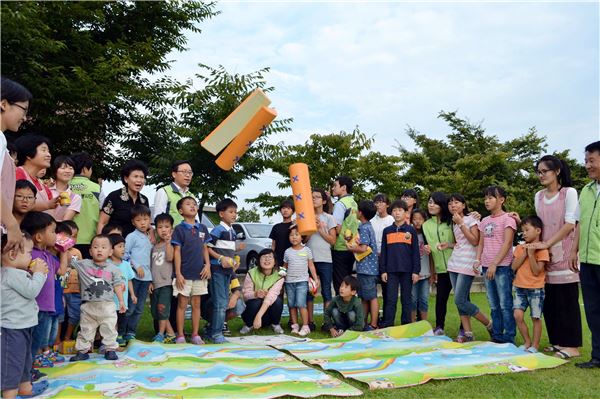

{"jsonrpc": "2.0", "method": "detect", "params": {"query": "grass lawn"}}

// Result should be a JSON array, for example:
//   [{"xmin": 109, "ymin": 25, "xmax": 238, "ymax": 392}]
[{"xmin": 132, "ymin": 292, "xmax": 597, "ymax": 398}]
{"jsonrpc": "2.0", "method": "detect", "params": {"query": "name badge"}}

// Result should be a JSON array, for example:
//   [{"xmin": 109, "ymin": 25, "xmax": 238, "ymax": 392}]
[{"xmin": 199, "ymin": 232, "xmax": 205, "ymax": 240}]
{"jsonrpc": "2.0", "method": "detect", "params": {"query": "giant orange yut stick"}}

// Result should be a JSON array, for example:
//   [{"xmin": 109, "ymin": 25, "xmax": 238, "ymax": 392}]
[
  {"xmin": 215, "ymin": 106, "xmax": 277, "ymax": 171},
  {"xmin": 201, "ymin": 88, "xmax": 271, "ymax": 155},
  {"xmin": 289, "ymin": 163, "xmax": 317, "ymax": 235}
]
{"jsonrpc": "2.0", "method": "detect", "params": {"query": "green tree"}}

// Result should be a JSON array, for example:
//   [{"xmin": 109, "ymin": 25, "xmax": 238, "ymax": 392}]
[
  {"xmin": 1, "ymin": 1, "xmax": 217, "ymax": 178},
  {"xmin": 237, "ymin": 206, "xmax": 261, "ymax": 223},
  {"xmin": 250, "ymin": 127, "xmax": 403, "ymax": 215},
  {"xmin": 398, "ymin": 111, "xmax": 587, "ymax": 217}
]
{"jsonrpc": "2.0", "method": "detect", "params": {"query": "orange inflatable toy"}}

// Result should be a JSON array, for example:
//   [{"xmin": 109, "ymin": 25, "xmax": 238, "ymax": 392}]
[
  {"xmin": 215, "ymin": 106, "xmax": 277, "ymax": 171},
  {"xmin": 289, "ymin": 163, "xmax": 317, "ymax": 235}
]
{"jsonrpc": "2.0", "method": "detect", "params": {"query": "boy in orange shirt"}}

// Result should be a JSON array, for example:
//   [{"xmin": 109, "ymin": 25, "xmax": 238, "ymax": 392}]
[{"xmin": 511, "ymin": 216, "xmax": 549, "ymax": 353}]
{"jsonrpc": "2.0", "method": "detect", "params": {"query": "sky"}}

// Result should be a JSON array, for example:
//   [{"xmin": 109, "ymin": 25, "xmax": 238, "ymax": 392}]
[{"xmin": 107, "ymin": 1, "xmax": 600, "ymax": 221}]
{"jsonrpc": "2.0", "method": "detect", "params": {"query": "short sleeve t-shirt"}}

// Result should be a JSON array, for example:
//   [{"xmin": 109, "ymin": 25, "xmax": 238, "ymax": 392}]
[
  {"xmin": 284, "ymin": 246, "xmax": 313, "ymax": 283},
  {"xmin": 49, "ymin": 185, "xmax": 82, "ymax": 222},
  {"xmin": 208, "ymin": 222, "xmax": 236, "ymax": 276},
  {"xmin": 306, "ymin": 213, "xmax": 336, "ymax": 263},
  {"xmin": 370, "ymin": 214, "xmax": 394, "ymax": 255},
  {"xmin": 447, "ymin": 215, "xmax": 479, "ymax": 276},
  {"xmin": 269, "ymin": 221, "xmax": 293, "ymax": 266},
  {"xmin": 356, "ymin": 221, "xmax": 379, "ymax": 276},
  {"xmin": 32, "ymin": 248, "xmax": 60, "ymax": 312},
  {"xmin": 151, "ymin": 242, "xmax": 174, "ymax": 289},
  {"xmin": 479, "ymin": 212, "xmax": 517, "ymax": 267},
  {"xmin": 172, "ymin": 222, "xmax": 211, "ymax": 280},
  {"xmin": 101, "ymin": 187, "xmax": 149, "ymax": 238},
  {"xmin": 513, "ymin": 245, "xmax": 550, "ymax": 289},
  {"xmin": 114, "ymin": 260, "xmax": 135, "ymax": 310}
]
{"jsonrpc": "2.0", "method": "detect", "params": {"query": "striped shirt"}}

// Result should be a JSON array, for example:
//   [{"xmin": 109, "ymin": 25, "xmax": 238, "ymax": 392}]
[
  {"xmin": 283, "ymin": 246, "xmax": 313, "ymax": 284},
  {"xmin": 209, "ymin": 221, "xmax": 236, "ymax": 276},
  {"xmin": 479, "ymin": 212, "xmax": 516, "ymax": 267},
  {"xmin": 447, "ymin": 215, "xmax": 479, "ymax": 276}
]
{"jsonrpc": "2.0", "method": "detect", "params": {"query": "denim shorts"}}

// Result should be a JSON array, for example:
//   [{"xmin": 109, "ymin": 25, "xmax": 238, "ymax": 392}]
[
  {"xmin": 514, "ymin": 287, "xmax": 545, "ymax": 319},
  {"xmin": 357, "ymin": 274, "xmax": 378, "ymax": 301},
  {"xmin": 64, "ymin": 293, "xmax": 81, "ymax": 325},
  {"xmin": 285, "ymin": 281, "xmax": 308, "ymax": 309}
]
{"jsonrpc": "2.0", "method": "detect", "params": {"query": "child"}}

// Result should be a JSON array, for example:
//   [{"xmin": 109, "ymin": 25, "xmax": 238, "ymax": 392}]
[
  {"xmin": 269, "ymin": 199, "xmax": 294, "ymax": 267},
  {"xmin": 1, "ymin": 233, "xmax": 49, "ymax": 399},
  {"xmin": 150, "ymin": 213, "xmax": 176, "ymax": 343},
  {"xmin": 380, "ymin": 200, "xmax": 420, "ymax": 327},
  {"xmin": 202, "ymin": 277, "xmax": 246, "ymax": 336},
  {"xmin": 447, "ymin": 194, "xmax": 492, "ymax": 342},
  {"xmin": 410, "ymin": 209, "xmax": 434, "ymax": 323},
  {"xmin": 122, "ymin": 204, "xmax": 153, "ymax": 342},
  {"xmin": 172, "ymin": 197, "xmax": 211, "ymax": 344},
  {"xmin": 12, "ymin": 179, "xmax": 37, "ymax": 224},
  {"xmin": 512, "ymin": 216, "xmax": 549, "ymax": 352},
  {"xmin": 323, "ymin": 276, "xmax": 364, "ymax": 337},
  {"xmin": 69, "ymin": 234, "xmax": 126, "ymax": 361},
  {"xmin": 101, "ymin": 223, "xmax": 123, "ymax": 236},
  {"xmin": 475, "ymin": 186, "xmax": 517, "ymax": 344},
  {"xmin": 20, "ymin": 212, "xmax": 68, "ymax": 369},
  {"xmin": 60, "ymin": 220, "xmax": 83, "ymax": 341},
  {"xmin": 207, "ymin": 198, "xmax": 245, "ymax": 343},
  {"xmin": 109, "ymin": 234, "xmax": 137, "ymax": 346},
  {"xmin": 283, "ymin": 224, "xmax": 320, "ymax": 337},
  {"xmin": 346, "ymin": 200, "xmax": 379, "ymax": 331}
]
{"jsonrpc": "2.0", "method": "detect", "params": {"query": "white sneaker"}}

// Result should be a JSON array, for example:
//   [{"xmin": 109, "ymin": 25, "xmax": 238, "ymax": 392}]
[
  {"xmin": 298, "ymin": 325, "xmax": 311, "ymax": 337},
  {"xmin": 240, "ymin": 325, "xmax": 253, "ymax": 335},
  {"xmin": 291, "ymin": 324, "xmax": 300, "ymax": 334},
  {"xmin": 272, "ymin": 324, "xmax": 284, "ymax": 334}
]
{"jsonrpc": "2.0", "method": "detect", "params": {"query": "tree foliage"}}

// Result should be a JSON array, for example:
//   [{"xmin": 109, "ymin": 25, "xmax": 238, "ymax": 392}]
[
  {"xmin": 237, "ymin": 206, "xmax": 261, "ymax": 223},
  {"xmin": 1, "ymin": 1, "xmax": 218, "ymax": 178},
  {"xmin": 250, "ymin": 127, "xmax": 403, "ymax": 215},
  {"xmin": 397, "ymin": 111, "xmax": 587, "ymax": 217}
]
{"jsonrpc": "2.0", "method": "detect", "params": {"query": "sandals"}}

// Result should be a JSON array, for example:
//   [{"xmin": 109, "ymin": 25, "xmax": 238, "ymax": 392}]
[
  {"xmin": 555, "ymin": 350, "xmax": 579, "ymax": 359},
  {"xmin": 544, "ymin": 345, "xmax": 560, "ymax": 353},
  {"xmin": 17, "ymin": 380, "xmax": 49, "ymax": 398}
]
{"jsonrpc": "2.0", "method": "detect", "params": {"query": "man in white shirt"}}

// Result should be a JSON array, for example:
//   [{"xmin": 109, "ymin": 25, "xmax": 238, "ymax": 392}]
[{"xmin": 153, "ymin": 160, "xmax": 195, "ymax": 225}]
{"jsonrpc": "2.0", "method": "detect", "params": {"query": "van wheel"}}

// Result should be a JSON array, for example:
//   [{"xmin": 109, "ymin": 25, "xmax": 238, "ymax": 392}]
[{"xmin": 247, "ymin": 252, "xmax": 258, "ymax": 269}]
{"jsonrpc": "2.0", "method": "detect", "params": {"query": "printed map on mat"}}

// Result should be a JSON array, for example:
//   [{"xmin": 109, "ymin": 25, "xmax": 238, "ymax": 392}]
[
  {"xmin": 36, "ymin": 341, "xmax": 362, "ymax": 398},
  {"xmin": 276, "ymin": 321, "xmax": 566, "ymax": 389}
]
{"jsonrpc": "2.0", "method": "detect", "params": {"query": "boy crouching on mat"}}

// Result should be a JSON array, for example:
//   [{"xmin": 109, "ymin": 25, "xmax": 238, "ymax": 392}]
[{"xmin": 323, "ymin": 276, "xmax": 364, "ymax": 337}]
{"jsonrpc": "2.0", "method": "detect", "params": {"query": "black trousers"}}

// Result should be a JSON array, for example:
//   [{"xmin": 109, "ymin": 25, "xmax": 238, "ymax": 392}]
[
  {"xmin": 544, "ymin": 281, "xmax": 582, "ymax": 348},
  {"xmin": 332, "ymin": 250, "xmax": 355, "ymax": 295},
  {"xmin": 382, "ymin": 272, "xmax": 413, "ymax": 326},
  {"xmin": 242, "ymin": 297, "xmax": 284, "ymax": 327},
  {"xmin": 581, "ymin": 263, "xmax": 600, "ymax": 359},
  {"xmin": 435, "ymin": 272, "xmax": 453, "ymax": 329}
]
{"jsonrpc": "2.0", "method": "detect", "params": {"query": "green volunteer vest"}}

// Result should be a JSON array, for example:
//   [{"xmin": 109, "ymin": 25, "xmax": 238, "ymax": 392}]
[
  {"xmin": 579, "ymin": 181, "xmax": 600, "ymax": 265},
  {"xmin": 334, "ymin": 195, "xmax": 359, "ymax": 251},
  {"xmin": 70, "ymin": 175, "xmax": 100, "ymax": 245},
  {"xmin": 248, "ymin": 266, "xmax": 283, "ymax": 291},
  {"xmin": 163, "ymin": 184, "xmax": 193, "ymax": 226},
  {"xmin": 422, "ymin": 218, "xmax": 454, "ymax": 273}
]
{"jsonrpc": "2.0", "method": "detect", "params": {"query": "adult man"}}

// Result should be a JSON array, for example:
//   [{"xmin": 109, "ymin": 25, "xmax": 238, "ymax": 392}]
[
  {"xmin": 70, "ymin": 152, "xmax": 100, "ymax": 259},
  {"xmin": 331, "ymin": 176, "xmax": 359, "ymax": 295},
  {"xmin": 576, "ymin": 141, "xmax": 600, "ymax": 369},
  {"xmin": 153, "ymin": 160, "xmax": 195, "ymax": 225}
]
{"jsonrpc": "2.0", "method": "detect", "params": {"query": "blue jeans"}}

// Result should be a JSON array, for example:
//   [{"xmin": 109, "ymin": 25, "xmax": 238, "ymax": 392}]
[
  {"xmin": 209, "ymin": 273, "xmax": 230, "ymax": 340},
  {"xmin": 64, "ymin": 293, "xmax": 81, "ymax": 325},
  {"xmin": 285, "ymin": 281, "xmax": 309, "ymax": 308},
  {"xmin": 47, "ymin": 314, "xmax": 60, "ymax": 347},
  {"xmin": 483, "ymin": 266, "xmax": 515, "ymax": 343},
  {"xmin": 411, "ymin": 278, "xmax": 429, "ymax": 313},
  {"xmin": 314, "ymin": 262, "xmax": 333, "ymax": 303},
  {"xmin": 31, "ymin": 311, "xmax": 53, "ymax": 354},
  {"xmin": 331, "ymin": 307, "xmax": 357, "ymax": 331},
  {"xmin": 125, "ymin": 279, "xmax": 151, "ymax": 336},
  {"xmin": 449, "ymin": 272, "xmax": 479, "ymax": 317}
]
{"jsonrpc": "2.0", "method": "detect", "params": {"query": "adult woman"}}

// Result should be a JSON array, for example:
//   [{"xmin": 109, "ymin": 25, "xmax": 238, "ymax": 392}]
[
  {"xmin": 1, "ymin": 77, "xmax": 32, "ymax": 253},
  {"xmin": 97, "ymin": 159, "xmax": 149, "ymax": 237},
  {"xmin": 14, "ymin": 134, "xmax": 60, "ymax": 212},
  {"xmin": 49, "ymin": 155, "xmax": 82, "ymax": 222},
  {"xmin": 422, "ymin": 192, "xmax": 455, "ymax": 336},
  {"xmin": 512, "ymin": 155, "xmax": 581, "ymax": 358},
  {"xmin": 240, "ymin": 249, "xmax": 285, "ymax": 334}
]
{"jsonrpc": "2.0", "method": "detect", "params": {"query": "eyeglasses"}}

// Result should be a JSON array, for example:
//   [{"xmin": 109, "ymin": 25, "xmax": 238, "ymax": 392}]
[
  {"xmin": 261, "ymin": 255, "xmax": 274, "ymax": 260},
  {"xmin": 176, "ymin": 170, "xmax": 193, "ymax": 176},
  {"xmin": 10, "ymin": 103, "xmax": 28, "ymax": 115},
  {"xmin": 536, "ymin": 169, "xmax": 552, "ymax": 176},
  {"xmin": 15, "ymin": 194, "xmax": 35, "ymax": 202}
]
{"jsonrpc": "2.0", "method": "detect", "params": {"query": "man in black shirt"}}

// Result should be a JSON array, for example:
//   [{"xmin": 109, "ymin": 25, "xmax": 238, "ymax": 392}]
[{"xmin": 269, "ymin": 199, "xmax": 294, "ymax": 267}]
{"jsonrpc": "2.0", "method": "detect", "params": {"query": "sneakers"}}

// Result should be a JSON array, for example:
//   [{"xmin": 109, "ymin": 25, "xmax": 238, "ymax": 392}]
[
  {"xmin": 164, "ymin": 334, "xmax": 177, "ymax": 344},
  {"xmin": 433, "ymin": 327, "xmax": 445, "ymax": 336},
  {"xmin": 104, "ymin": 350, "xmax": 118, "ymax": 360},
  {"xmin": 298, "ymin": 325, "xmax": 311, "ymax": 337},
  {"xmin": 222, "ymin": 322, "xmax": 231, "ymax": 336},
  {"xmin": 363, "ymin": 325, "xmax": 376, "ymax": 332},
  {"xmin": 175, "ymin": 335, "xmax": 186, "ymax": 344},
  {"xmin": 191, "ymin": 335, "xmax": 204, "ymax": 345},
  {"xmin": 308, "ymin": 322, "xmax": 316, "ymax": 332},
  {"xmin": 291, "ymin": 324, "xmax": 300, "ymax": 334},
  {"xmin": 33, "ymin": 354, "xmax": 54, "ymax": 368},
  {"xmin": 212, "ymin": 335, "xmax": 228, "ymax": 344},
  {"xmin": 153, "ymin": 334, "xmax": 165, "ymax": 343},
  {"xmin": 457, "ymin": 328, "xmax": 465, "ymax": 340},
  {"xmin": 124, "ymin": 333, "xmax": 135, "ymax": 342},
  {"xmin": 457, "ymin": 332, "xmax": 474, "ymax": 343},
  {"xmin": 272, "ymin": 324, "xmax": 284, "ymax": 334},
  {"xmin": 117, "ymin": 335, "xmax": 127, "ymax": 347},
  {"xmin": 46, "ymin": 350, "xmax": 65, "ymax": 363},
  {"xmin": 70, "ymin": 352, "xmax": 90, "ymax": 362},
  {"xmin": 239, "ymin": 325, "xmax": 253, "ymax": 335},
  {"xmin": 31, "ymin": 368, "xmax": 47, "ymax": 382}
]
